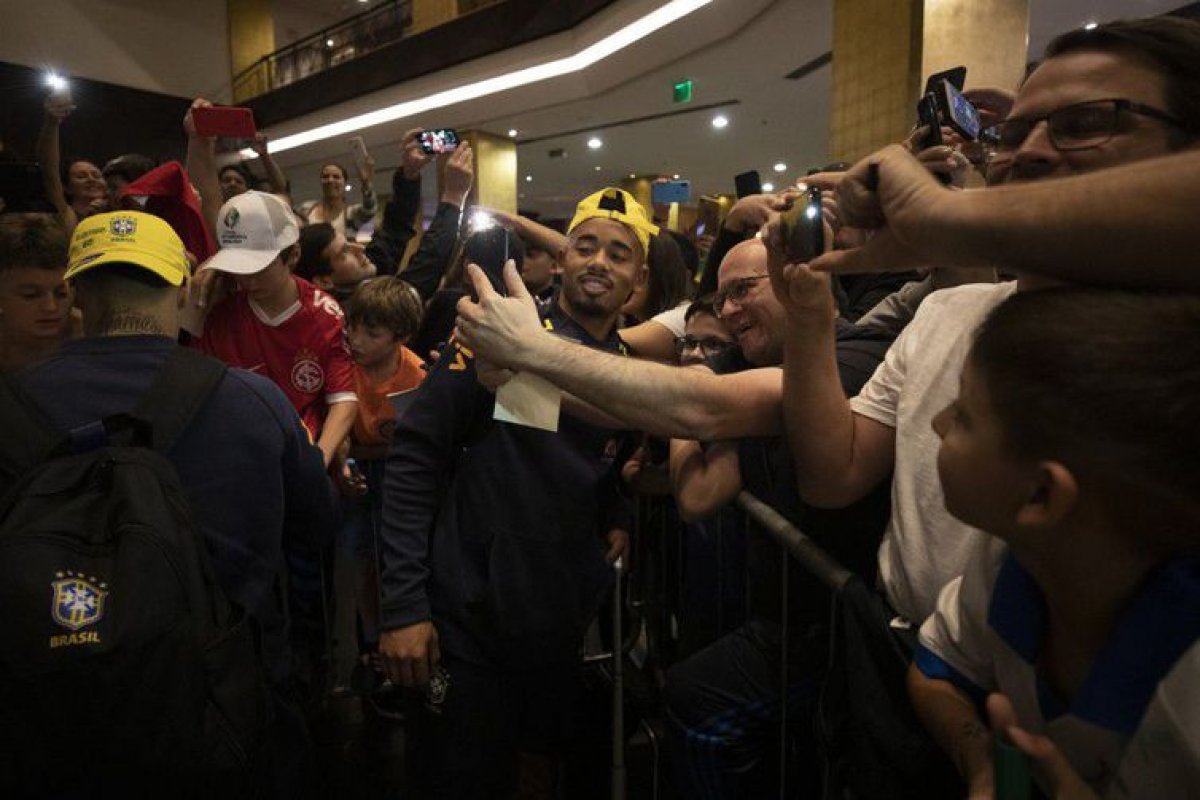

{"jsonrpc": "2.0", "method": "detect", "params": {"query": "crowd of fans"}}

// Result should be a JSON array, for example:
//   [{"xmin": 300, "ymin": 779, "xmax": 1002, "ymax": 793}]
[{"xmin": 0, "ymin": 13, "xmax": 1198, "ymax": 800}]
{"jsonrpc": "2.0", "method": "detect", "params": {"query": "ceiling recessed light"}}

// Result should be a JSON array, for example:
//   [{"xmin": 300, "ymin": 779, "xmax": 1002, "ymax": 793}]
[
  {"xmin": 761, "ymin": 182, "xmax": 775, "ymax": 192},
  {"xmin": 711, "ymin": 114, "xmax": 729, "ymax": 129},
  {"xmin": 587, "ymin": 137, "xmax": 603, "ymax": 150},
  {"xmin": 325, "ymin": 38, "xmax": 335, "ymax": 48},
  {"xmin": 525, "ymin": 175, "xmax": 533, "ymax": 182},
  {"xmin": 628, "ymin": 173, "xmax": 636, "ymax": 179},
  {"xmin": 1084, "ymin": 21, "xmax": 1098, "ymax": 30},
  {"xmin": 773, "ymin": 162, "xmax": 787, "ymax": 173},
  {"xmin": 672, "ymin": 174, "xmax": 680, "ymax": 180},
  {"xmin": 594, "ymin": 166, "xmax": 602, "ymax": 172},
  {"xmin": 508, "ymin": 129, "xmax": 518, "ymax": 137}
]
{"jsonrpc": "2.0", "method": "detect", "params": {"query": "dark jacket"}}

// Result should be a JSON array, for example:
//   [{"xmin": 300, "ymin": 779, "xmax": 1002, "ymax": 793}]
[
  {"xmin": 17, "ymin": 336, "xmax": 334, "ymax": 681},
  {"xmin": 380, "ymin": 302, "xmax": 633, "ymax": 668}
]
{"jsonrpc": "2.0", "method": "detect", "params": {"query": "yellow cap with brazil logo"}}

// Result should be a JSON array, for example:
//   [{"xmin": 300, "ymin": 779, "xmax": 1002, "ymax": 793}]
[
  {"xmin": 568, "ymin": 188, "xmax": 659, "ymax": 257},
  {"xmin": 65, "ymin": 211, "xmax": 191, "ymax": 287}
]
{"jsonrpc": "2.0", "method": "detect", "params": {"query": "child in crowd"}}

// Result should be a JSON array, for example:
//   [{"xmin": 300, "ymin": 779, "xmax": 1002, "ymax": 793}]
[
  {"xmin": 340, "ymin": 276, "xmax": 426, "ymax": 692},
  {"xmin": 910, "ymin": 288, "xmax": 1200, "ymax": 798},
  {"xmin": 193, "ymin": 190, "xmax": 358, "ymax": 467},
  {"xmin": 0, "ymin": 214, "xmax": 73, "ymax": 370}
]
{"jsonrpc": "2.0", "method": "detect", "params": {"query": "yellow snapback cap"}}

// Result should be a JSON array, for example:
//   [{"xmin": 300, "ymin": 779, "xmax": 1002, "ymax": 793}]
[
  {"xmin": 65, "ymin": 211, "xmax": 191, "ymax": 287},
  {"xmin": 568, "ymin": 188, "xmax": 659, "ymax": 256}
]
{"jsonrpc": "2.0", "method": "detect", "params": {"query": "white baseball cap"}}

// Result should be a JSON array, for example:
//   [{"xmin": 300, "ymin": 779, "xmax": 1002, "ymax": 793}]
[{"xmin": 202, "ymin": 190, "xmax": 300, "ymax": 275}]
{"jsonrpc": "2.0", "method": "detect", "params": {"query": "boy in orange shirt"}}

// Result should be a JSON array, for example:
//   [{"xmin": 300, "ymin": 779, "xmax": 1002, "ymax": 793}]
[{"xmin": 339, "ymin": 276, "xmax": 426, "ymax": 695}]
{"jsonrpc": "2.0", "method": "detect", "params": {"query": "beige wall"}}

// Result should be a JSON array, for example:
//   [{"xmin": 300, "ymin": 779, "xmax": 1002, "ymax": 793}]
[
  {"xmin": 921, "ymin": 0, "xmax": 1029, "ymax": 100},
  {"xmin": 0, "ymin": 0, "xmax": 232, "ymax": 101},
  {"xmin": 830, "ymin": 0, "xmax": 923, "ymax": 164},
  {"xmin": 831, "ymin": 0, "xmax": 1030, "ymax": 163}
]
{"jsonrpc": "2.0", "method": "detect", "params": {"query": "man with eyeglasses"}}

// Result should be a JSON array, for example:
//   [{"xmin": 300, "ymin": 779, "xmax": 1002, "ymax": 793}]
[{"xmin": 764, "ymin": 15, "xmax": 1200, "ymax": 797}]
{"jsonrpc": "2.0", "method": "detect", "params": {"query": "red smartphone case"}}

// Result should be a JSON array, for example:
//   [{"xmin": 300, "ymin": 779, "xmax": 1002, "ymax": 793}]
[{"xmin": 193, "ymin": 106, "xmax": 257, "ymax": 139}]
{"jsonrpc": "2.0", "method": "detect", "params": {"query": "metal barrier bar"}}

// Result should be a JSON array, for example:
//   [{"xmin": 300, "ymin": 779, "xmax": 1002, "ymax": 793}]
[{"xmin": 734, "ymin": 490, "xmax": 855, "ymax": 593}]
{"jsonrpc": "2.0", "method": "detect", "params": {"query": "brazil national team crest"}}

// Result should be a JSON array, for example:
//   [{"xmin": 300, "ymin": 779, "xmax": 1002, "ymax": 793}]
[
  {"xmin": 51, "ymin": 571, "xmax": 108, "ymax": 632},
  {"xmin": 109, "ymin": 216, "xmax": 137, "ymax": 237}
]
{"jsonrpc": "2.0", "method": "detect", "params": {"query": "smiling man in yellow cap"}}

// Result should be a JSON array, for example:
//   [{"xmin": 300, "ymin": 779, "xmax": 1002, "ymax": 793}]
[{"xmin": 377, "ymin": 187, "xmax": 654, "ymax": 795}]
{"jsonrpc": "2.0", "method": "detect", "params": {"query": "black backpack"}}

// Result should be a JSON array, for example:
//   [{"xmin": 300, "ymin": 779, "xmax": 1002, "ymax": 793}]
[{"xmin": 0, "ymin": 347, "xmax": 270, "ymax": 797}]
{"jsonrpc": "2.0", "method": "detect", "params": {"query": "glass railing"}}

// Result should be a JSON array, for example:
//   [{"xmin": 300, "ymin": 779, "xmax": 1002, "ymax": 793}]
[{"xmin": 233, "ymin": 0, "xmax": 503, "ymax": 101}]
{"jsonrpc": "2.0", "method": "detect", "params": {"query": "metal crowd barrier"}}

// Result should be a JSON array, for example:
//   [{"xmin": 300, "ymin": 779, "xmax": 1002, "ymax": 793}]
[{"xmin": 608, "ymin": 487, "xmax": 859, "ymax": 800}]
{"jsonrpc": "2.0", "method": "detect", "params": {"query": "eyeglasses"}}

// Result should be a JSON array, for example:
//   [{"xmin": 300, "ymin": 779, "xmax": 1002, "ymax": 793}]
[
  {"xmin": 983, "ymin": 98, "xmax": 1183, "ymax": 153},
  {"xmin": 713, "ymin": 274, "xmax": 770, "ymax": 318},
  {"xmin": 674, "ymin": 335, "xmax": 736, "ymax": 357}
]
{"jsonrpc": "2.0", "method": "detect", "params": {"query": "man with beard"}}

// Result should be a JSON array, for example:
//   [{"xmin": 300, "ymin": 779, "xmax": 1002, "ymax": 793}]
[{"xmin": 378, "ymin": 188, "xmax": 653, "ymax": 798}]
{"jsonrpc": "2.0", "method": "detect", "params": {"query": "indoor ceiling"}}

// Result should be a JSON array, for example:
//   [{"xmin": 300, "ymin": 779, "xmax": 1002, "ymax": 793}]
[{"xmin": 264, "ymin": 0, "xmax": 1190, "ymax": 220}]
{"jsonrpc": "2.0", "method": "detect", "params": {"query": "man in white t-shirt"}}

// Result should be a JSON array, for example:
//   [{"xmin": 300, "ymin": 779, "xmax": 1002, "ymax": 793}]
[{"xmin": 770, "ymin": 17, "xmax": 1200, "ymax": 626}]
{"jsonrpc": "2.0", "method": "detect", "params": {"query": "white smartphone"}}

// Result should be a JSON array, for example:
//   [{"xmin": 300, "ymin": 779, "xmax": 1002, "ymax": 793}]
[{"xmin": 348, "ymin": 135, "xmax": 370, "ymax": 165}]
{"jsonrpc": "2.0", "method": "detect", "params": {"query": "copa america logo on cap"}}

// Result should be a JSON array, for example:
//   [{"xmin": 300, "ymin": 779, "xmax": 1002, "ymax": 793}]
[
  {"xmin": 109, "ymin": 217, "xmax": 137, "ymax": 237},
  {"xmin": 221, "ymin": 206, "xmax": 247, "ymax": 246}
]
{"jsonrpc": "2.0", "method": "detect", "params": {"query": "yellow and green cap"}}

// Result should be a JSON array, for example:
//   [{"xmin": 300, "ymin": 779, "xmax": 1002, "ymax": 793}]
[{"xmin": 65, "ymin": 211, "xmax": 191, "ymax": 286}]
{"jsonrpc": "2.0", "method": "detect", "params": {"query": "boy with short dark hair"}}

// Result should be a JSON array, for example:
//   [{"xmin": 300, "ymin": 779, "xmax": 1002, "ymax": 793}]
[
  {"xmin": 0, "ymin": 213, "xmax": 72, "ymax": 370},
  {"xmin": 911, "ymin": 288, "xmax": 1200, "ymax": 798},
  {"xmin": 340, "ymin": 276, "xmax": 426, "ymax": 688}
]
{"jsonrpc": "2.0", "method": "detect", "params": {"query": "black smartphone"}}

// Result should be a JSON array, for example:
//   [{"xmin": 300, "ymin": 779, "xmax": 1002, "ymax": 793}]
[
  {"xmin": 419, "ymin": 128, "xmax": 460, "ymax": 155},
  {"xmin": 778, "ymin": 186, "xmax": 824, "ymax": 263},
  {"xmin": 0, "ymin": 162, "xmax": 54, "ymax": 213},
  {"xmin": 938, "ymin": 79, "xmax": 982, "ymax": 140},
  {"xmin": 463, "ymin": 225, "xmax": 523, "ymax": 299},
  {"xmin": 924, "ymin": 65, "xmax": 967, "ymax": 97},
  {"xmin": 734, "ymin": 170, "xmax": 763, "ymax": 198},
  {"xmin": 917, "ymin": 93, "xmax": 944, "ymax": 148}
]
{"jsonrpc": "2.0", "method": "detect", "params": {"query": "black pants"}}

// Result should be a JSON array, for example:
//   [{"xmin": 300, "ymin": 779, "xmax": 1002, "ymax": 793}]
[
  {"xmin": 662, "ymin": 618, "xmax": 827, "ymax": 800},
  {"xmin": 405, "ymin": 654, "xmax": 588, "ymax": 800}
]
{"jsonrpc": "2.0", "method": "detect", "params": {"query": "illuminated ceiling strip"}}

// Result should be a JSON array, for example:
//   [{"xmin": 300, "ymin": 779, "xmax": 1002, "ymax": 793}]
[{"xmin": 244, "ymin": 0, "xmax": 713, "ymax": 158}]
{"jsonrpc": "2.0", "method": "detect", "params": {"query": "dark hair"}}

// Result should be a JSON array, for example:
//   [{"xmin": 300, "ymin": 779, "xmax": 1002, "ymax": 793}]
[
  {"xmin": 345, "ymin": 277, "xmax": 423, "ymax": 340},
  {"xmin": 0, "ymin": 213, "xmax": 69, "ymax": 272},
  {"xmin": 73, "ymin": 262, "xmax": 172, "ymax": 290},
  {"xmin": 971, "ymin": 288, "xmax": 1200, "ymax": 517},
  {"xmin": 102, "ymin": 153, "xmax": 156, "ymax": 185},
  {"xmin": 666, "ymin": 230, "xmax": 700, "ymax": 276},
  {"xmin": 296, "ymin": 222, "xmax": 337, "ymax": 281},
  {"xmin": 219, "ymin": 163, "xmax": 251, "ymax": 184},
  {"xmin": 1044, "ymin": 16, "xmax": 1200, "ymax": 143},
  {"xmin": 684, "ymin": 293, "xmax": 720, "ymax": 324},
  {"xmin": 643, "ymin": 232, "xmax": 694, "ymax": 318}
]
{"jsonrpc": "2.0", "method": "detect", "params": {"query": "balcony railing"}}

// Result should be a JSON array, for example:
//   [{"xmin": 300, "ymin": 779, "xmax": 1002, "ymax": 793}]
[{"xmin": 232, "ymin": 0, "xmax": 426, "ymax": 102}]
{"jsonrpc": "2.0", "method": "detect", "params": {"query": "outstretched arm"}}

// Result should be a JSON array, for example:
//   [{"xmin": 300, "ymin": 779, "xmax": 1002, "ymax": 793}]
[
  {"xmin": 815, "ymin": 144, "xmax": 1200, "ymax": 291},
  {"xmin": 454, "ymin": 262, "xmax": 783, "ymax": 440},
  {"xmin": 250, "ymin": 133, "xmax": 290, "ymax": 201},
  {"xmin": 184, "ymin": 99, "xmax": 223, "ymax": 237},
  {"xmin": 36, "ymin": 94, "xmax": 77, "ymax": 231}
]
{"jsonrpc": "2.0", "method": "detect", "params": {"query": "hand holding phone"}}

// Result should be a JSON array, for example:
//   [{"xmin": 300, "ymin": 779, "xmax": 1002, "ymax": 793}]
[
  {"xmin": 777, "ymin": 187, "xmax": 825, "ymax": 263},
  {"xmin": 348, "ymin": 135, "xmax": 371, "ymax": 166},
  {"xmin": 419, "ymin": 129, "xmax": 460, "ymax": 155}
]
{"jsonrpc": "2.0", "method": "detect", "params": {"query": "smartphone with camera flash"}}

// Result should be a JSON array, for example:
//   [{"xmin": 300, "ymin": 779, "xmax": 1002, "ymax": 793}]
[{"xmin": 778, "ymin": 186, "xmax": 824, "ymax": 263}]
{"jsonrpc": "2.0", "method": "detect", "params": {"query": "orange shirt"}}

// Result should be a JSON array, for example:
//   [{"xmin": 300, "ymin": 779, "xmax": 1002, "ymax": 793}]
[{"xmin": 351, "ymin": 346, "xmax": 427, "ymax": 446}]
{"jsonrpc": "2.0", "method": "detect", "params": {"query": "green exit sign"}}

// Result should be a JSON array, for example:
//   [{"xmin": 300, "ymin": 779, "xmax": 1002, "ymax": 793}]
[{"xmin": 673, "ymin": 79, "xmax": 693, "ymax": 104}]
